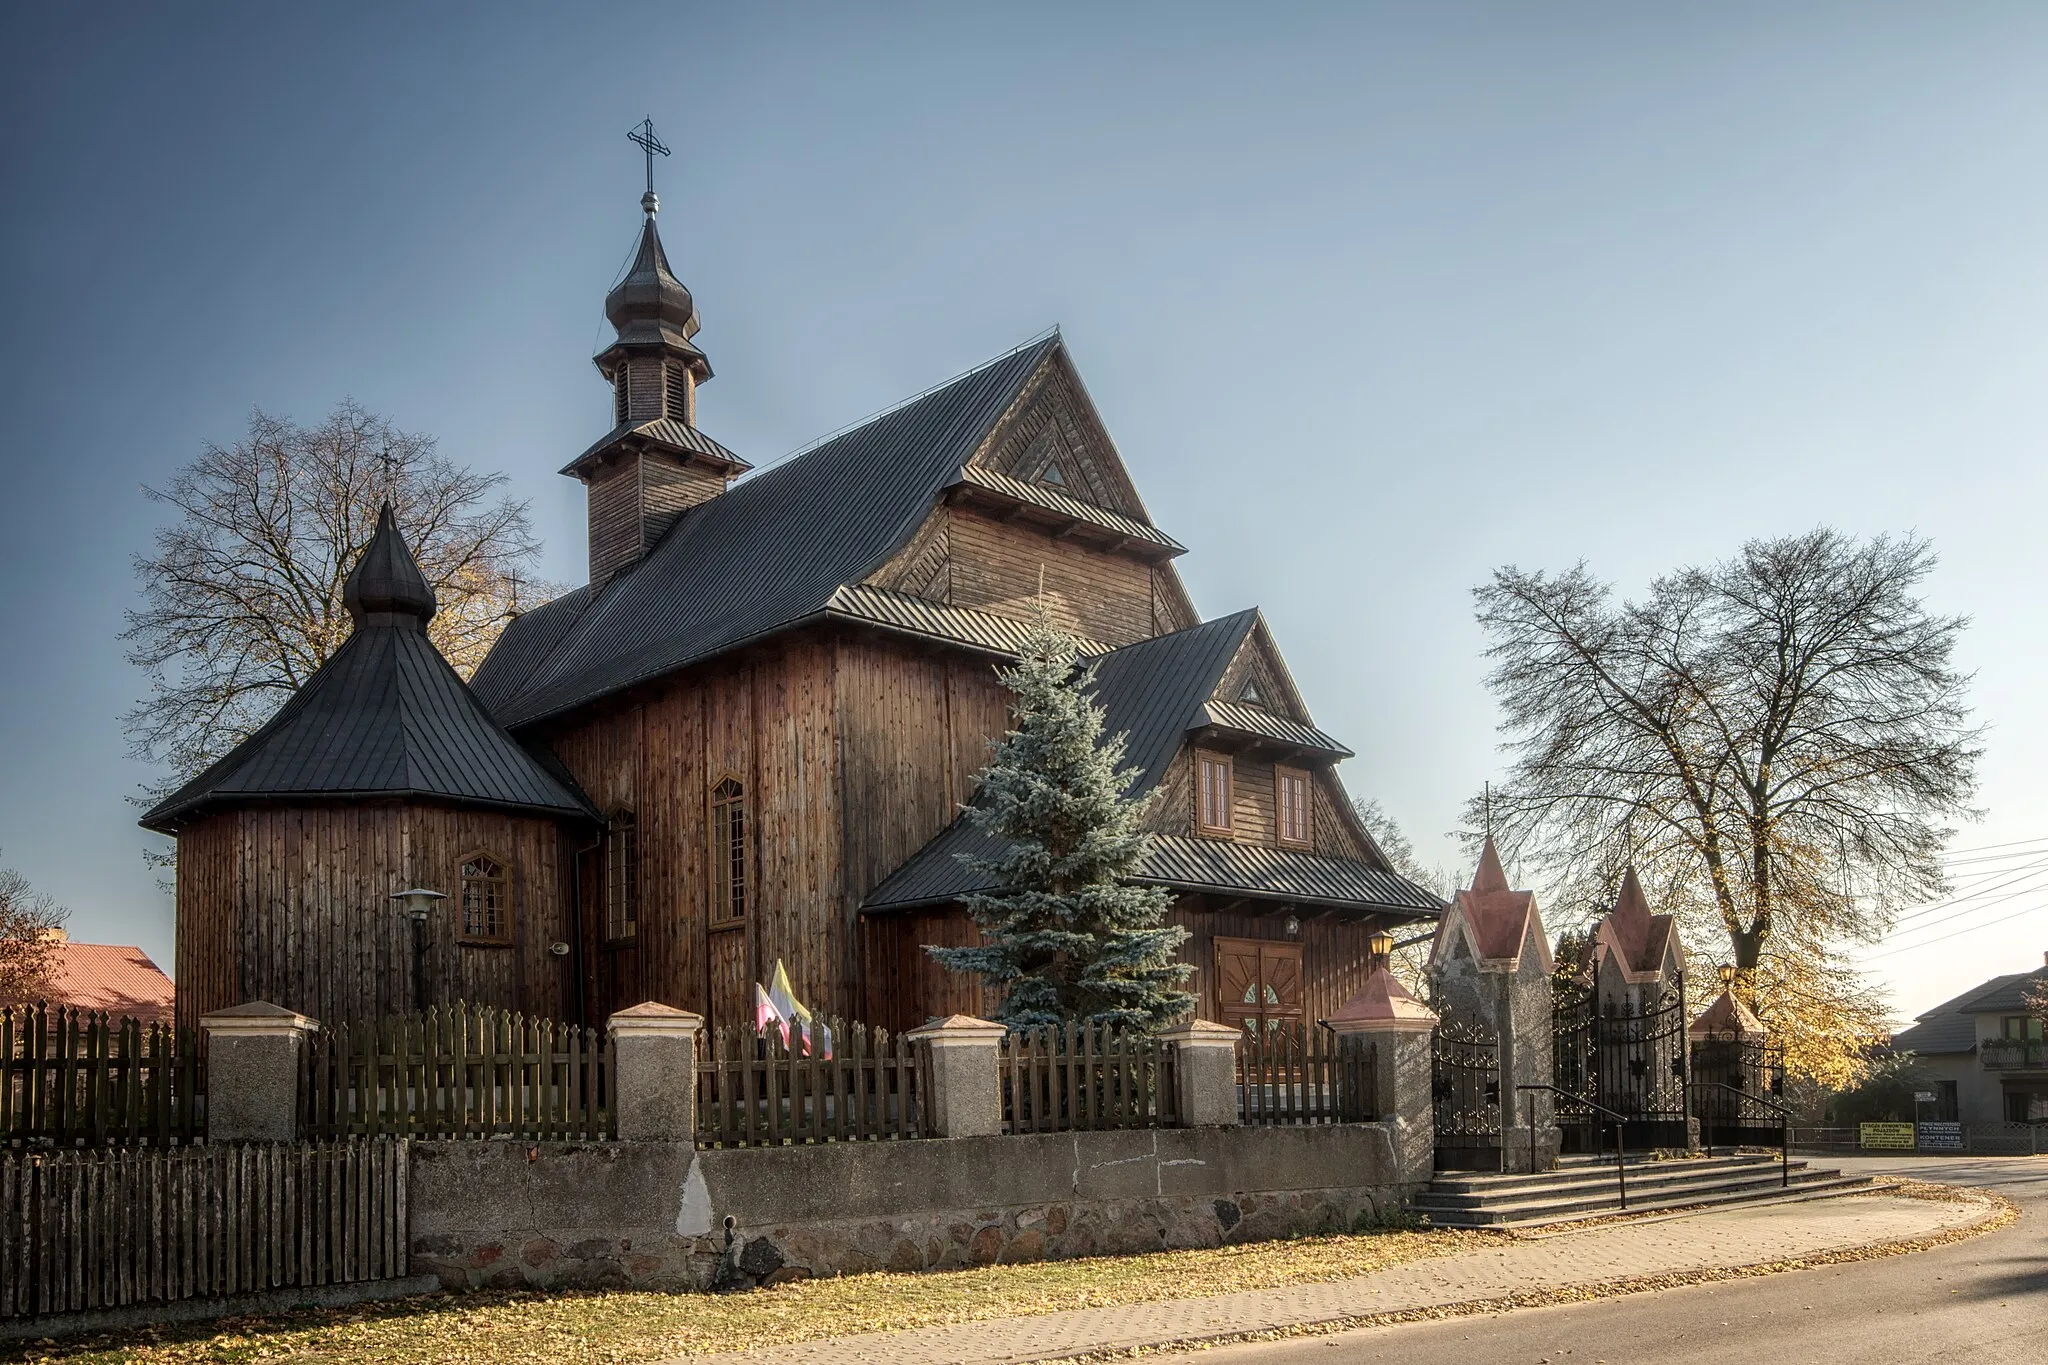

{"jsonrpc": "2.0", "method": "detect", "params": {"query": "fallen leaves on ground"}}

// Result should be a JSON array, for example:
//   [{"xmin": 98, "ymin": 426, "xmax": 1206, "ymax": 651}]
[{"xmin": 5, "ymin": 1227, "xmax": 1487, "ymax": 1365}]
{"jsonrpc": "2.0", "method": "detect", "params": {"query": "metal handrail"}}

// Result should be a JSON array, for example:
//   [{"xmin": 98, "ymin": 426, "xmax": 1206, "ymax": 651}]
[
  {"xmin": 1691, "ymin": 1080, "xmax": 1791, "ymax": 1187},
  {"xmin": 1518, "ymin": 1083, "xmax": 1631, "ymax": 1209}
]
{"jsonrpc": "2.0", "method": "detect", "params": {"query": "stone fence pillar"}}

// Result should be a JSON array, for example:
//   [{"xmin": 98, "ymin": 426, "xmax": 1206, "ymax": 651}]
[
  {"xmin": 200, "ymin": 1001, "xmax": 318, "ymax": 1143},
  {"xmin": 1159, "ymin": 1019, "xmax": 1242, "ymax": 1126},
  {"xmin": 1327, "ymin": 967, "xmax": 1438, "ymax": 1185},
  {"xmin": 907, "ymin": 1014, "xmax": 1006, "ymax": 1138},
  {"xmin": 608, "ymin": 1002, "xmax": 705, "ymax": 1142}
]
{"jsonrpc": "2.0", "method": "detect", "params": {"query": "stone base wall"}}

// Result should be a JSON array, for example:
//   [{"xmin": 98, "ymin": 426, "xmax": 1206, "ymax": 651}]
[{"xmin": 409, "ymin": 1124, "xmax": 1424, "ymax": 1292}]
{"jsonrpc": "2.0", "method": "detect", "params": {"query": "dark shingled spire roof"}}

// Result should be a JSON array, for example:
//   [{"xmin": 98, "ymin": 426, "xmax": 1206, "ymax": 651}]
[
  {"xmin": 604, "ymin": 213, "xmax": 705, "ymax": 369},
  {"xmin": 343, "ymin": 504, "xmax": 437, "ymax": 624},
  {"xmin": 140, "ymin": 510, "xmax": 592, "ymax": 832}
]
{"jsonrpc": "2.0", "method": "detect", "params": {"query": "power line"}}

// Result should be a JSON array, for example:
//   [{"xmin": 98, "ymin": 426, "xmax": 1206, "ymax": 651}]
[
  {"xmin": 1890, "ymin": 860, "xmax": 2048, "ymax": 928},
  {"xmin": 1863, "ymin": 900, "xmax": 2048, "ymax": 959}
]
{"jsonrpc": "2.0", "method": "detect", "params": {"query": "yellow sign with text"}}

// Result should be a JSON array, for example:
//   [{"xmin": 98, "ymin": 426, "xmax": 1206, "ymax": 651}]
[{"xmin": 1859, "ymin": 1122, "xmax": 1916, "ymax": 1150}]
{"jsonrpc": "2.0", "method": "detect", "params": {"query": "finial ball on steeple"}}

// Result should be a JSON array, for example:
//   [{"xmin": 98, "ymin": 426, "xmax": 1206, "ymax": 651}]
[{"xmin": 642, "ymin": 190, "xmax": 659, "ymax": 217}]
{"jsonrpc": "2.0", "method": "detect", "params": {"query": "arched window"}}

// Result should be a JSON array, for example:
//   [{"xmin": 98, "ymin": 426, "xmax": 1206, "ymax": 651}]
[
  {"xmin": 458, "ymin": 853, "xmax": 511, "ymax": 944},
  {"xmin": 605, "ymin": 812, "xmax": 638, "ymax": 943},
  {"xmin": 710, "ymin": 777, "xmax": 747, "ymax": 925}
]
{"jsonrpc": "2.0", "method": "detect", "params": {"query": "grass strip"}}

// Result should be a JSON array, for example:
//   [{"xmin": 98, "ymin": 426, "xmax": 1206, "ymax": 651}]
[{"xmin": 3, "ymin": 1227, "xmax": 1486, "ymax": 1365}]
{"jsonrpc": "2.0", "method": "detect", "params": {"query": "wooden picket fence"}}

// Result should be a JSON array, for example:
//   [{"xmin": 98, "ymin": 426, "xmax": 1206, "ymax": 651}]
[
  {"xmin": 695, "ymin": 1019, "xmax": 924, "ymax": 1146},
  {"xmin": 2, "ymin": 1005, "xmax": 204, "ymax": 1149},
  {"xmin": 1000, "ymin": 1023, "xmax": 1180, "ymax": 1134},
  {"xmin": 0, "ymin": 1138, "xmax": 407, "ymax": 1319},
  {"xmin": 1236, "ymin": 1027, "xmax": 1376, "ymax": 1125},
  {"xmin": 301, "ymin": 1004, "xmax": 612, "ymax": 1140}
]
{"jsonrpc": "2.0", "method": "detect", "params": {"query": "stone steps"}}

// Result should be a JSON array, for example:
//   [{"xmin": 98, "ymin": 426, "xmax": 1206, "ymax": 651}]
[{"xmin": 1416, "ymin": 1153, "xmax": 1875, "ymax": 1229}]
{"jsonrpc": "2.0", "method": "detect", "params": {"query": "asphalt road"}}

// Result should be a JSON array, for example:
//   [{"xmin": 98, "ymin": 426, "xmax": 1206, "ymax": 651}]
[{"xmin": 1194, "ymin": 1155, "xmax": 2048, "ymax": 1365}]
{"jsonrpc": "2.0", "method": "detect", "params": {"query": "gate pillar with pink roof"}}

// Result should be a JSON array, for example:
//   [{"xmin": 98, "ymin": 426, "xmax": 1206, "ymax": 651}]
[{"xmin": 1427, "ymin": 837, "xmax": 1559, "ymax": 1172}]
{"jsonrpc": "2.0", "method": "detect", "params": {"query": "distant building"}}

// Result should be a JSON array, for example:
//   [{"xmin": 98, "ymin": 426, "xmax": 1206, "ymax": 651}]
[
  {"xmin": 1892, "ymin": 952, "xmax": 2048, "ymax": 1126},
  {"xmin": 34, "ymin": 932, "xmax": 177, "ymax": 1025}
]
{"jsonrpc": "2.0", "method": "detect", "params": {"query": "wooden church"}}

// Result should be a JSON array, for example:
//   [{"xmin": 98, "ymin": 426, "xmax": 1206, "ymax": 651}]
[{"xmin": 145, "ymin": 176, "xmax": 1442, "ymax": 1035}]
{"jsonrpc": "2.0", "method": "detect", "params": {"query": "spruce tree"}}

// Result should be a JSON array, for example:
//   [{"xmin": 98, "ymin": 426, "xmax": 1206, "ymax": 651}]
[{"xmin": 927, "ymin": 614, "xmax": 1193, "ymax": 1029}]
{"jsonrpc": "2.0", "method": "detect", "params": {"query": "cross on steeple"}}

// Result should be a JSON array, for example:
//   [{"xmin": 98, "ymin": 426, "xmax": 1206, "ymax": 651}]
[{"xmin": 629, "ymin": 117, "xmax": 670, "ymax": 213}]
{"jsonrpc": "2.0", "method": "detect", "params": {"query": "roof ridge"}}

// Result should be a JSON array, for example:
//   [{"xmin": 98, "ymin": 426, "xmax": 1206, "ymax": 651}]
[{"xmin": 749, "ymin": 330, "xmax": 1061, "ymax": 477}]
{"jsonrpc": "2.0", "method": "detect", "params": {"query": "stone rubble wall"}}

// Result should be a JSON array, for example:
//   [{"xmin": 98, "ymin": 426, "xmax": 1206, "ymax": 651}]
[{"xmin": 408, "ymin": 1124, "xmax": 1420, "ymax": 1291}]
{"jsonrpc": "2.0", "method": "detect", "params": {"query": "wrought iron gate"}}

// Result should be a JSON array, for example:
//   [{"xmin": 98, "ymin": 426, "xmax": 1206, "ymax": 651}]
[
  {"xmin": 1431, "ymin": 1017, "xmax": 1501, "ymax": 1171},
  {"xmin": 1553, "ymin": 980, "xmax": 1690, "ymax": 1151},
  {"xmin": 1690, "ymin": 1037, "xmax": 1785, "ymax": 1149}
]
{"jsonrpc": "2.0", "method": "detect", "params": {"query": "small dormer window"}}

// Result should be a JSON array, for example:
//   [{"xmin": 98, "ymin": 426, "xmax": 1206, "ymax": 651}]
[
  {"xmin": 613, "ymin": 368, "xmax": 630, "ymax": 427},
  {"xmin": 1039, "ymin": 461, "xmax": 1068, "ymax": 487},
  {"xmin": 1239, "ymin": 677, "xmax": 1265, "ymax": 706},
  {"xmin": 664, "ymin": 362, "xmax": 690, "ymax": 422}
]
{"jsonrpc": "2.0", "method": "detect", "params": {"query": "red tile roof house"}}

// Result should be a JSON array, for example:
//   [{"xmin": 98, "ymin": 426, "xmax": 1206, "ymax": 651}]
[{"xmin": 35, "ymin": 933, "xmax": 177, "ymax": 1025}]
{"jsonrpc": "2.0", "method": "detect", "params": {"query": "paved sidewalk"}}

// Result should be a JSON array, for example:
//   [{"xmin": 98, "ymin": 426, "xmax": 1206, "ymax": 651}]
[{"xmin": 671, "ymin": 1191, "xmax": 1995, "ymax": 1365}]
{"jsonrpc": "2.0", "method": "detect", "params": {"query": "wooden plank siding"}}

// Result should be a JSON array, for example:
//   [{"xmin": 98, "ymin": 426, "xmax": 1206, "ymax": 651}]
[
  {"xmin": 535, "ymin": 634, "xmax": 847, "ymax": 1031},
  {"xmin": 858, "ymin": 897, "xmax": 1391, "ymax": 1037},
  {"xmin": 945, "ymin": 508, "xmax": 1157, "ymax": 648},
  {"xmin": 172, "ymin": 805, "xmax": 569, "ymax": 1031}
]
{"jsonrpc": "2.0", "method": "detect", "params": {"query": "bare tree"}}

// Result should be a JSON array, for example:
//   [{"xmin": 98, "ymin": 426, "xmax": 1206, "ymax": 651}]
[
  {"xmin": 124, "ymin": 400, "xmax": 555, "ymax": 789},
  {"xmin": 0, "ymin": 856, "xmax": 68, "ymax": 1007},
  {"xmin": 1472, "ymin": 529, "xmax": 1979, "ymax": 976}
]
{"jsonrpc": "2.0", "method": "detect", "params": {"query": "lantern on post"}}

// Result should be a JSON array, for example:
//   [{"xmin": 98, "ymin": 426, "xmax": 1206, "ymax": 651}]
[
  {"xmin": 391, "ymin": 887, "xmax": 447, "ymax": 1010},
  {"xmin": 1368, "ymin": 927, "xmax": 1395, "ymax": 971}
]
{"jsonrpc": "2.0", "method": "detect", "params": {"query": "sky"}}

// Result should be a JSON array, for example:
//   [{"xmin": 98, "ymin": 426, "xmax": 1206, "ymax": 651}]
[{"xmin": 3, "ymin": 2, "xmax": 2047, "ymax": 1026}]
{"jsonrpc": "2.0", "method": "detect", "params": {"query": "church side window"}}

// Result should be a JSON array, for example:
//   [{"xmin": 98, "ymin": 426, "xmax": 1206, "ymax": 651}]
[
  {"xmin": 605, "ymin": 812, "xmax": 638, "ymax": 943},
  {"xmin": 1276, "ymin": 767, "xmax": 1311, "ymax": 848},
  {"xmin": 613, "ymin": 367, "xmax": 630, "ymax": 426},
  {"xmin": 458, "ymin": 853, "xmax": 511, "ymax": 944},
  {"xmin": 1196, "ymin": 752, "xmax": 1233, "ymax": 838},
  {"xmin": 710, "ymin": 777, "xmax": 747, "ymax": 925}
]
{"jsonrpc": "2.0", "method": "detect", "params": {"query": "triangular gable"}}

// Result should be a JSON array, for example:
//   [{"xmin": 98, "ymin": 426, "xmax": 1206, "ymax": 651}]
[
  {"xmin": 1588, "ymin": 866, "xmax": 1685, "ymax": 986},
  {"xmin": 970, "ymin": 343, "xmax": 1149, "ymax": 520},
  {"xmin": 1427, "ymin": 837, "xmax": 1553, "ymax": 975},
  {"xmin": 1208, "ymin": 616, "xmax": 1311, "ymax": 725}
]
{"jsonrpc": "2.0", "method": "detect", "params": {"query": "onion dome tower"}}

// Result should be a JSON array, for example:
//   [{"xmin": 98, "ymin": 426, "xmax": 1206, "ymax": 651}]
[
  {"xmin": 561, "ymin": 120, "xmax": 751, "ymax": 587},
  {"xmin": 141, "ymin": 508, "xmax": 595, "ymax": 1026}
]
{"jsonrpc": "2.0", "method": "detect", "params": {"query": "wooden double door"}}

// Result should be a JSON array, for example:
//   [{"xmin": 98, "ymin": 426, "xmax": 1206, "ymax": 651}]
[{"xmin": 1214, "ymin": 936, "xmax": 1304, "ymax": 1039}]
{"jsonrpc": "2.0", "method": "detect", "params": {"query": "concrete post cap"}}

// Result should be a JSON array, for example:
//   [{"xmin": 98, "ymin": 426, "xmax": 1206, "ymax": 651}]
[
  {"xmin": 1157, "ymin": 1019, "xmax": 1243, "ymax": 1048},
  {"xmin": 199, "ymin": 1001, "xmax": 319, "ymax": 1037},
  {"xmin": 606, "ymin": 1001, "xmax": 706, "ymax": 1038},
  {"xmin": 906, "ymin": 1014, "xmax": 1007, "ymax": 1046}
]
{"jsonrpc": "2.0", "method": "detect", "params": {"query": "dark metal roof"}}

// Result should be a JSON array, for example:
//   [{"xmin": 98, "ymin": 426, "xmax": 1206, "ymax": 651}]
[
  {"xmin": 469, "ymin": 586, "xmax": 593, "ymax": 714},
  {"xmin": 946, "ymin": 465, "xmax": 1185, "ymax": 558},
  {"xmin": 860, "ymin": 609, "xmax": 1432, "ymax": 918},
  {"xmin": 826, "ymin": 585, "xmax": 1109, "ymax": 658},
  {"xmin": 142, "ymin": 515, "xmax": 593, "ymax": 832},
  {"xmin": 344, "ymin": 504, "xmax": 437, "ymax": 622},
  {"xmin": 560, "ymin": 418, "xmax": 748, "ymax": 478},
  {"xmin": 1890, "ymin": 968, "xmax": 2048, "ymax": 1055},
  {"xmin": 1139, "ymin": 835, "xmax": 1441, "ymax": 914},
  {"xmin": 862, "ymin": 817, "xmax": 1439, "ymax": 918},
  {"xmin": 1087, "ymin": 610, "xmax": 1261, "ymax": 791},
  {"xmin": 601, "ymin": 213, "xmax": 706, "ymax": 364},
  {"xmin": 1198, "ymin": 701, "xmax": 1354, "ymax": 759},
  {"xmin": 1956, "ymin": 968, "xmax": 2048, "ymax": 1014},
  {"xmin": 1892, "ymin": 1013, "xmax": 1980, "ymax": 1056},
  {"xmin": 480, "ymin": 336, "xmax": 1067, "ymax": 728}
]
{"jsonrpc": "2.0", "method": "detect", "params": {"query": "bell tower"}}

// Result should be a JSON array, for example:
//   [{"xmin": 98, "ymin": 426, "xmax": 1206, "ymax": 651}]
[{"xmin": 562, "ymin": 119, "xmax": 750, "ymax": 587}]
